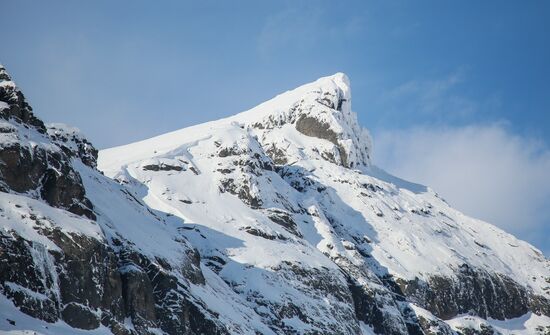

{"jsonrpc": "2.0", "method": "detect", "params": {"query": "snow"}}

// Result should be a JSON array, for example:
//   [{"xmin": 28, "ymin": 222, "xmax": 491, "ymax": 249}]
[
  {"xmin": 410, "ymin": 303, "xmax": 550, "ymax": 334},
  {"xmin": 447, "ymin": 312, "xmax": 550, "ymax": 334},
  {"xmin": 100, "ymin": 73, "xmax": 372, "ymax": 174},
  {"xmin": 99, "ymin": 72, "xmax": 549, "ymax": 298},
  {"xmin": 1, "ymin": 69, "xmax": 548, "ymax": 334},
  {"xmin": 97, "ymin": 72, "xmax": 550, "ymax": 333},
  {"xmin": 189, "ymin": 265, "xmax": 277, "ymax": 335},
  {"xmin": 74, "ymin": 160, "xmax": 277, "ymax": 333},
  {"xmin": 74, "ymin": 160, "xmax": 196, "ymax": 265},
  {"xmin": 46, "ymin": 123, "xmax": 82, "ymax": 135},
  {"xmin": 359, "ymin": 322, "xmax": 376, "ymax": 335},
  {"xmin": 0, "ymin": 192, "xmax": 104, "ymax": 251}
]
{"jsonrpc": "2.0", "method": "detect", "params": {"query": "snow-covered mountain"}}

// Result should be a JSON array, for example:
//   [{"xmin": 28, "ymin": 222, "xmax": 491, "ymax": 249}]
[{"xmin": 1, "ymin": 65, "xmax": 549, "ymax": 334}]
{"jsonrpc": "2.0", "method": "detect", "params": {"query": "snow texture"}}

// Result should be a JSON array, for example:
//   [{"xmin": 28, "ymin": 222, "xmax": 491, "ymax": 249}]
[{"xmin": 99, "ymin": 73, "xmax": 550, "ymax": 333}]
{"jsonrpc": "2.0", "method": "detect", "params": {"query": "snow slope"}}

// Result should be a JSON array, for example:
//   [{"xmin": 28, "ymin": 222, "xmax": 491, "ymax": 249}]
[
  {"xmin": 0, "ymin": 64, "xmax": 273, "ymax": 335},
  {"xmin": 100, "ymin": 73, "xmax": 550, "ymax": 334}
]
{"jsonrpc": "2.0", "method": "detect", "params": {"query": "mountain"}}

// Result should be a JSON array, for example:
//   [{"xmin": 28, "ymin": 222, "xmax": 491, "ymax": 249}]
[{"xmin": 1, "ymin": 65, "xmax": 549, "ymax": 334}]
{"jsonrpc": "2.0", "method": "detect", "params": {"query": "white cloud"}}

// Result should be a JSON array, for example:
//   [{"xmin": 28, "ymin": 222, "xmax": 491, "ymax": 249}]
[{"xmin": 374, "ymin": 124, "xmax": 550, "ymax": 254}]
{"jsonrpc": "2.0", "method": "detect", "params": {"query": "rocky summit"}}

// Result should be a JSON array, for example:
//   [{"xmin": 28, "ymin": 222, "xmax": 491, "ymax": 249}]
[{"xmin": 0, "ymin": 65, "xmax": 549, "ymax": 334}]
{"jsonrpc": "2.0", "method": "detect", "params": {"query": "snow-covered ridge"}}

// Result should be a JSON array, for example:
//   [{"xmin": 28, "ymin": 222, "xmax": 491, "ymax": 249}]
[
  {"xmin": 100, "ymin": 73, "xmax": 372, "ymax": 174},
  {"xmin": 99, "ymin": 73, "xmax": 549, "ymax": 333}
]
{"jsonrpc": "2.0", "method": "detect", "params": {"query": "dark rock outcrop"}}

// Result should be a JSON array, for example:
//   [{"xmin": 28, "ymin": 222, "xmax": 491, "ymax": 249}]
[
  {"xmin": 0, "ymin": 232, "xmax": 59, "ymax": 323},
  {"xmin": 0, "ymin": 226, "xmax": 225, "ymax": 334},
  {"xmin": 0, "ymin": 65, "xmax": 95, "ymax": 219},
  {"xmin": 295, "ymin": 115, "xmax": 349, "ymax": 167},
  {"xmin": 397, "ymin": 265, "xmax": 550, "ymax": 321},
  {"xmin": 47, "ymin": 123, "xmax": 98, "ymax": 168},
  {"xmin": 0, "ymin": 66, "xmax": 45, "ymax": 131},
  {"xmin": 0, "ymin": 65, "xmax": 226, "ymax": 335}
]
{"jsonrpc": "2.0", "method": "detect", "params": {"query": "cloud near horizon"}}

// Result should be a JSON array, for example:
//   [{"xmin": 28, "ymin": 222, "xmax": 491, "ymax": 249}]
[{"xmin": 373, "ymin": 124, "xmax": 550, "ymax": 255}]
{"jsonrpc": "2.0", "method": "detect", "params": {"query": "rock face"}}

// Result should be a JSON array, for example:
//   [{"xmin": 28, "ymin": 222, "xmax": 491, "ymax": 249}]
[
  {"xmin": 0, "ymin": 65, "xmax": 236, "ymax": 334},
  {"xmin": 1, "ymin": 66, "xmax": 549, "ymax": 334},
  {"xmin": 399, "ymin": 265, "xmax": 550, "ymax": 321},
  {"xmin": 0, "ymin": 66, "xmax": 94, "ymax": 219}
]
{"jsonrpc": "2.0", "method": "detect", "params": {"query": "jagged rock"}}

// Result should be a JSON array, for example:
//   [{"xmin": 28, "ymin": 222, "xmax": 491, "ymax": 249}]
[
  {"xmin": 41, "ymin": 167, "xmax": 95, "ymax": 220},
  {"xmin": 47, "ymin": 123, "xmax": 98, "ymax": 168},
  {"xmin": 397, "ymin": 266, "xmax": 550, "ymax": 321},
  {"xmin": 0, "ymin": 71, "xmax": 95, "ymax": 219},
  {"xmin": 142, "ymin": 164, "xmax": 183, "ymax": 171},
  {"xmin": 100, "ymin": 72, "xmax": 549, "ymax": 334},
  {"xmin": 0, "ymin": 233, "xmax": 59, "ymax": 322},
  {"xmin": 456, "ymin": 323, "xmax": 501, "ymax": 335},
  {"xmin": 120, "ymin": 265, "xmax": 157, "ymax": 330},
  {"xmin": 0, "ymin": 66, "xmax": 230, "ymax": 335},
  {"xmin": 264, "ymin": 208, "xmax": 302, "ymax": 237},
  {"xmin": 416, "ymin": 315, "xmax": 455, "ymax": 335},
  {"xmin": 0, "ymin": 142, "xmax": 47, "ymax": 192},
  {"xmin": 0, "ymin": 65, "xmax": 45, "ymax": 131},
  {"xmin": 46, "ymin": 230, "xmax": 124, "ymax": 321}
]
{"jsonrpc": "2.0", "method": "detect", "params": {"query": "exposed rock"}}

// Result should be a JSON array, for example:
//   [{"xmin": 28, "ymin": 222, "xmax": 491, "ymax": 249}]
[
  {"xmin": 0, "ymin": 66, "xmax": 228, "ymax": 335},
  {"xmin": 0, "ymin": 71, "xmax": 95, "ymax": 219},
  {"xmin": 40, "ymin": 167, "xmax": 95, "ymax": 220},
  {"xmin": 264, "ymin": 208, "xmax": 302, "ymax": 237},
  {"xmin": 0, "ymin": 142, "xmax": 47, "ymax": 192},
  {"xmin": 295, "ymin": 115, "xmax": 339, "ymax": 145},
  {"xmin": 240, "ymin": 226, "xmax": 279, "ymax": 240},
  {"xmin": 0, "ymin": 233, "xmax": 59, "ymax": 322},
  {"xmin": 142, "ymin": 164, "xmax": 183, "ymax": 172},
  {"xmin": 295, "ymin": 115, "xmax": 349, "ymax": 167},
  {"xmin": 456, "ymin": 323, "xmax": 501, "ymax": 335},
  {"xmin": 47, "ymin": 123, "xmax": 98, "ymax": 168},
  {"xmin": 397, "ymin": 265, "xmax": 550, "ymax": 321},
  {"xmin": 61, "ymin": 303, "xmax": 100, "ymax": 330},
  {"xmin": 0, "ymin": 65, "xmax": 45, "ymax": 131},
  {"xmin": 120, "ymin": 264, "xmax": 157, "ymax": 330},
  {"xmin": 417, "ymin": 315, "xmax": 456, "ymax": 335}
]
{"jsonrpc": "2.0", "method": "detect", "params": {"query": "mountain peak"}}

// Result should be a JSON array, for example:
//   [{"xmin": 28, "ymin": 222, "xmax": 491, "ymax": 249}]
[
  {"xmin": 100, "ymin": 72, "xmax": 373, "ymax": 171},
  {"xmin": 98, "ymin": 71, "xmax": 550, "ymax": 334},
  {"xmin": 236, "ymin": 72, "xmax": 372, "ymax": 168},
  {"xmin": 3, "ymin": 64, "xmax": 547, "ymax": 335},
  {"xmin": 315, "ymin": 72, "xmax": 350, "ymax": 92}
]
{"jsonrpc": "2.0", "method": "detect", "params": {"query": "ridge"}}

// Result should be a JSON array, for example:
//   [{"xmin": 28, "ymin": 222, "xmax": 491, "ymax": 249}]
[{"xmin": 100, "ymin": 73, "xmax": 372, "ymax": 173}]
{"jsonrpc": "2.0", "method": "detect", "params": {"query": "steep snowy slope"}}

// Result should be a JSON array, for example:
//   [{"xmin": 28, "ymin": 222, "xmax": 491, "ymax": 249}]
[
  {"xmin": 0, "ymin": 64, "xmax": 276, "ymax": 335},
  {"xmin": 100, "ymin": 73, "xmax": 550, "ymax": 334}
]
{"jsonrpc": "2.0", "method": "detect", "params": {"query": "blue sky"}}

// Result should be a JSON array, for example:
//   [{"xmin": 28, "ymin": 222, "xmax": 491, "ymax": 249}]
[{"xmin": 2, "ymin": 1, "xmax": 549, "ymax": 254}]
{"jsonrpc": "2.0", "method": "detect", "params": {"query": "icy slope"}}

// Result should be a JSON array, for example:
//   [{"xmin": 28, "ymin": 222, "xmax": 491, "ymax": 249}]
[{"xmin": 100, "ymin": 73, "xmax": 550, "ymax": 334}]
